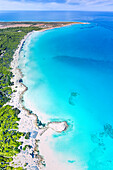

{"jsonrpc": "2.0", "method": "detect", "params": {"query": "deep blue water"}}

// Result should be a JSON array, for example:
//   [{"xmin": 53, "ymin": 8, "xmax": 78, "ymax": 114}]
[
  {"xmin": 18, "ymin": 17, "xmax": 113, "ymax": 169},
  {"xmin": 0, "ymin": 10, "xmax": 113, "ymax": 29}
]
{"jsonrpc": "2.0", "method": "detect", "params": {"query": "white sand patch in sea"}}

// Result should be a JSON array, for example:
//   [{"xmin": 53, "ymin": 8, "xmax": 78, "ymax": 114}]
[{"xmin": 37, "ymin": 127, "xmax": 83, "ymax": 170}]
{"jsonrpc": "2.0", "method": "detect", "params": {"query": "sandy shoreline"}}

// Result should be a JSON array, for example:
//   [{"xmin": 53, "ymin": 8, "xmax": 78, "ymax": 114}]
[
  {"xmin": 6, "ymin": 31, "xmax": 41, "ymax": 169},
  {"xmin": 7, "ymin": 21, "xmax": 90, "ymax": 169},
  {"xmin": 7, "ymin": 21, "xmax": 91, "ymax": 169},
  {"xmin": 7, "ymin": 24, "xmax": 74, "ymax": 169}
]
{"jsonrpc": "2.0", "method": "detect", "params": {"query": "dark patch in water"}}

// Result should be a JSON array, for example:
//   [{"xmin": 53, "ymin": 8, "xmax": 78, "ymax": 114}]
[
  {"xmin": 53, "ymin": 55, "xmax": 113, "ymax": 71},
  {"xmin": 69, "ymin": 92, "xmax": 78, "ymax": 106},
  {"xmin": 68, "ymin": 160, "xmax": 76, "ymax": 163},
  {"xmin": 104, "ymin": 123, "xmax": 113, "ymax": 139},
  {"xmin": 80, "ymin": 25, "xmax": 95, "ymax": 29},
  {"xmin": 89, "ymin": 123, "xmax": 113, "ymax": 169}
]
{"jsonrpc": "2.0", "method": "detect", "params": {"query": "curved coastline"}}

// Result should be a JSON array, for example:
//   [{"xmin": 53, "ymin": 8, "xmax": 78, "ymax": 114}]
[
  {"xmin": 8, "ymin": 25, "xmax": 72, "ymax": 169},
  {"xmin": 6, "ymin": 20, "xmax": 113, "ymax": 170},
  {"xmin": 8, "ymin": 21, "xmax": 89, "ymax": 169},
  {"xmin": 6, "ymin": 31, "xmax": 42, "ymax": 169}
]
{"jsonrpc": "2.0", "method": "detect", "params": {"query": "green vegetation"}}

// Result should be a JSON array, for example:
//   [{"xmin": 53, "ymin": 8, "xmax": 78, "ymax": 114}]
[
  {"xmin": 0, "ymin": 26, "xmax": 42, "ymax": 107},
  {"xmin": 24, "ymin": 163, "xmax": 28, "ymax": 167},
  {"xmin": 0, "ymin": 106, "xmax": 24, "ymax": 169},
  {"xmin": 25, "ymin": 132, "xmax": 30, "ymax": 139},
  {"xmin": 0, "ymin": 26, "xmax": 42, "ymax": 169},
  {"xmin": 23, "ymin": 145, "xmax": 32, "ymax": 151}
]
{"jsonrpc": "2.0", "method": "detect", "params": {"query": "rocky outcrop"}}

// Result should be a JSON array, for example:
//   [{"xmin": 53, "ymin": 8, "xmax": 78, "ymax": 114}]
[{"xmin": 47, "ymin": 121, "xmax": 68, "ymax": 133}]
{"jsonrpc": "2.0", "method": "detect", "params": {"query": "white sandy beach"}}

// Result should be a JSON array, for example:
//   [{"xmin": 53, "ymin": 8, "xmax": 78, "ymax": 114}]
[{"xmin": 6, "ymin": 25, "xmax": 71, "ymax": 169}]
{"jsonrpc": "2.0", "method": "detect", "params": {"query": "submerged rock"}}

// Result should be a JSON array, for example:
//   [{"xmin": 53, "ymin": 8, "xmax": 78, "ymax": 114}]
[
  {"xmin": 104, "ymin": 123, "xmax": 113, "ymax": 138},
  {"xmin": 91, "ymin": 134, "xmax": 100, "ymax": 144},
  {"xmin": 69, "ymin": 92, "xmax": 78, "ymax": 106},
  {"xmin": 68, "ymin": 160, "xmax": 76, "ymax": 163}
]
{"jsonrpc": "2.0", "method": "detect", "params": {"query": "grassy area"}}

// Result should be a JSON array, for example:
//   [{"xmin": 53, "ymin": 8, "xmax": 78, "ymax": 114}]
[{"xmin": 0, "ymin": 26, "xmax": 42, "ymax": 169}]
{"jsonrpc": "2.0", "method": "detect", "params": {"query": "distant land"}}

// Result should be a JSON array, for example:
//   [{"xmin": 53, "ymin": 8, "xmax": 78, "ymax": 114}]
[{"xmin": 0, "ymin": 21, "xmax": 85, "ymax": 29}]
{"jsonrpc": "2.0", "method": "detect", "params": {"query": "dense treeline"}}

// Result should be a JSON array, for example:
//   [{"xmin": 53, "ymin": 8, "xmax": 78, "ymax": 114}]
[
  {"xmin": 0, "ymin": 26, "xmax": 42, "ymax": 169},
  {"xmin": 0, "ymin": 26, "xmax": 42, "ymax": 107},
  {"xmin": 0, "ymin": 106, "xmax": 24, "ymax": 169}
]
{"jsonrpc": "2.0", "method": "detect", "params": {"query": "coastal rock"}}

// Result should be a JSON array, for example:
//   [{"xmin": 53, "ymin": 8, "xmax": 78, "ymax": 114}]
[{"xmin": 47, "ymin": 121, "xmax": 68, "ymax": 133}]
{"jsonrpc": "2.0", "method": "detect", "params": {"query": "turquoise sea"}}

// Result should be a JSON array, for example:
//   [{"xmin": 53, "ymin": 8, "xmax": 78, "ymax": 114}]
[
  {"xmin": 4, "ymin": 10, "xmax": 110, "ymax": 169},
  {"xmin": 19, "ymin": 23, "xmax": 113, "ymax": 170}
]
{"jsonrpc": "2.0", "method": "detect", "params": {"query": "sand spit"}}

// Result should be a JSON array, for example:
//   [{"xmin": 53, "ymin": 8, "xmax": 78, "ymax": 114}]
[
  {"xmin": 0, "ymin": 21, "xmax": 88, "ymax": 29},
  {"xmin": 38, "ymin": 121, "xmax": 68, "ymax": 136}
]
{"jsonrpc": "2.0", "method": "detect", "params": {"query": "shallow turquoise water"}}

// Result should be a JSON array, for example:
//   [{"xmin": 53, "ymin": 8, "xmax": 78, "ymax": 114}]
[{"xmin": 19, "ymin": 24, "xmax": 113, "ymax": 169}]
